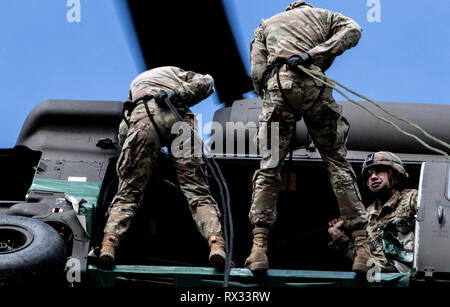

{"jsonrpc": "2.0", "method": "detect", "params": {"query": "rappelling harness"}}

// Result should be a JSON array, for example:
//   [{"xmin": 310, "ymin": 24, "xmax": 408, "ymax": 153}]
[
  {"xmin": 122, "ymin": 91, "xmax": 186, "ymax": 149},
  {"xmin": 261, "ymin": 58, "xmax": 326, "ymax": 189}
]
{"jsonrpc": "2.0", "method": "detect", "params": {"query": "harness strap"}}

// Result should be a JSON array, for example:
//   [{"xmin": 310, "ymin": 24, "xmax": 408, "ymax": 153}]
[
  {"xmin": 122, "ymin": 100, "xmax": 133, "ymax": 127},
  {"xmin": 122, "ymin": 90, "xmax": 137, "ymax": 127},
  {"xmin": 140, "ymin": 96, "xmax": 166, "ymax": 152},
  {"xmin": 263, "ymin": 61, "xmax": 326, "ymax": 189}
]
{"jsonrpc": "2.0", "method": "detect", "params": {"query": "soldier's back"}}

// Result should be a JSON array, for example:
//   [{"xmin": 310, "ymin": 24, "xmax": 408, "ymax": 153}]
[{"xmin": 262, "ymin": 7, "xmax": 332, "ymax": 61}]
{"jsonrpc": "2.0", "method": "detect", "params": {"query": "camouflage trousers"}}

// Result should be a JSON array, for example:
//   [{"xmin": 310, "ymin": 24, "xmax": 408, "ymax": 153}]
[
  {"xmin": 249, "ymin": 74, "xmax": 368, "ymax": 230},
  {"xmin": 104, "ymin": 100, "xmax": 222, "ymax": 240}
]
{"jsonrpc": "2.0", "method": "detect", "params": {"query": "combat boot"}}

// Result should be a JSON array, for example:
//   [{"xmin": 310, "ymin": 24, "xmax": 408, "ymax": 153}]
[
  {"xmin": 245, "ymin": 227, "xmax": 269, "ymax": 272},
  {"xmin": 98, "ymin": 232, "xmax": 120, "ymax": 269},
  {"xmin": 351, "ymin": 229, "xmax": 372, "ymax": 273},
  {"xmin": 208, "ymin": 233, "xmax": 226, "ymax": 268}
]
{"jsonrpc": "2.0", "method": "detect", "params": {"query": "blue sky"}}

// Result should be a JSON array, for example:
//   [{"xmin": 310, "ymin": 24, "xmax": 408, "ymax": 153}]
[
  {"xmin": 223, "ymin": 0, "xmax": 450, "ymax": 104},
  {"xmin": 0, "ymin": 0, "xmax": 145, "ymax": 148},
  {"xmin": 0, "ymin": 0, "xmax": 449, "ymax": 148}
]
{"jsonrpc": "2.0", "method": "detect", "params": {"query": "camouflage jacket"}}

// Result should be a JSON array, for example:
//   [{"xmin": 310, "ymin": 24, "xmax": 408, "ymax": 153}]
[
  {"xmin": 119, "ymin": 66, "xmax": 214, "ymax": 147},
  {"xmin": 128, "ymin": 66, "xmax": 214, "ymax": 108},
  {"xmin": 329, "ymin": 189, "xmax": 418, "ymax": 273},
  {"xmin": 250, "ymin": 2, "xmax": 362, "ymax": 96}
]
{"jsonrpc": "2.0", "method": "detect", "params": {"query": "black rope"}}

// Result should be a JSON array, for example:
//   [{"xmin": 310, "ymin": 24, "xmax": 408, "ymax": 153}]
[
  {"xmin": 122, "ymin": 90, "xmax": 135, "ymax": 127},
  {"xmin": 142, "ymin": 96, "xmax": 165, "ymax": 147},
  {"xmin": 267, "ymin": 62, "xmax": 325, "ymax": 190},
  {"xmin": 160, "ymin": 96, "xmax": 234, "ymax": 287},
  {"xmin": 274, "ymin": 65, "xmax": 299, "ymax": 189}
]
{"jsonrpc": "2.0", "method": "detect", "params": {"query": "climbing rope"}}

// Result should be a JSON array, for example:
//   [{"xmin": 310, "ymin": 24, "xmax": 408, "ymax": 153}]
[
  {"xmin": 160, "ymin": 96, "xmax": 234, "ymax": 288},
  {"xmin": 295, "ymin": 65, "xmax": 450, "ymax": 160}
]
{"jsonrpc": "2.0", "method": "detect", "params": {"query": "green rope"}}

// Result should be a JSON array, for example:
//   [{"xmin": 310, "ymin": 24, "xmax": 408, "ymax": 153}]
[
  {"xmin": 296, "ymin": 65, "xmax": 450, "ymax": 160},
  {"xmin": 303, "ymin": 67, "xmax": 450, "ymax": 151}
]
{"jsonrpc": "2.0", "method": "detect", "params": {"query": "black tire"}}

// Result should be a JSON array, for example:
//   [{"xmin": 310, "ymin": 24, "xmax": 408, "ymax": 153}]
[{"xmin": 0, "ymin": 215, "xmax": 67, "ymax": 286}]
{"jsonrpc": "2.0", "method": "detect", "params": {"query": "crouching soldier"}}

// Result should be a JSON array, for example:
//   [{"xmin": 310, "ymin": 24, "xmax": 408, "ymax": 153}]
[
  {"xmin": 328, "ymin": 152, "xmax": 418, "ymax": 273},
  {"xmin": 99, "ymin": 66, "xmax": 227, "ymax": 269}
]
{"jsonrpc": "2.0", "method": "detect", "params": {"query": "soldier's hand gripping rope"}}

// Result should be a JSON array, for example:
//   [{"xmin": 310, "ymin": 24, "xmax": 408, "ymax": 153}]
[{"xmin": 286, "ymin": 52, "xmax": 314, "ymax": 69}]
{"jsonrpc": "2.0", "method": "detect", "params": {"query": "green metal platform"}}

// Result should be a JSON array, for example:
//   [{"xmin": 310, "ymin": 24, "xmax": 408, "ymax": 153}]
[{"xmin": 87, "ymin": 265, "xmax": 410, "ymax": 287}]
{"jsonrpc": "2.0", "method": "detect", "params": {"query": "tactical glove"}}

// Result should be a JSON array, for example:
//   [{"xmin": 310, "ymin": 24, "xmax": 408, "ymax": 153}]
[
  {"xmin": 286, "ymin": 53, "xmax": 313, "ymax": 68},
  {"xmin": 154, "ymin": 89, "xmax": 182, "ymax": 108}
]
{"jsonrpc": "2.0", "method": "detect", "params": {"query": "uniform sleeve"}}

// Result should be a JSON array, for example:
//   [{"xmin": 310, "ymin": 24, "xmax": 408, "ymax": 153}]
[
  {"xmin": 177, "ymin": 71, "xmax": 215, "ymax": 107},
  {"xmin": 307, "ymin": 11, "xmax": 362, "ymax": 61},
  {"xmin": 409, "ymin": 190, "xmax": 419, "ymax": 215},
  {"xmin": 250, "ymin": 22, "xmax": 269, "ymax": 97},
  {"xmin": 328, "ymin": 233, "xmax": 356, "ymax": 262}
]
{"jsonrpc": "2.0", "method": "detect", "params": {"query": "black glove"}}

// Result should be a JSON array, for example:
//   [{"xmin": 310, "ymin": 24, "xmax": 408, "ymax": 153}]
[
  {"xmin": 286, "ymin": 53, "xmax": 313, "ymax": 68},
  {"xmin": 154, "ymin": 89, "xmax": 182, "ymax": 108}
]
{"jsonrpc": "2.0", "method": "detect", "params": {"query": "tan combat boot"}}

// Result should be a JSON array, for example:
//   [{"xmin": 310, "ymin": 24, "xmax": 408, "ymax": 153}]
[
  {"xmin": 98, "ymin": 232, "xmax": 120, "ymax": 269},
  {"xmin": 245, "ymin": 227, "xmax": 269, "ymax": 272},
  {"xmin": 208, "ymin": 233, "xmax": 226, "ymax": 268},
  {"xmin": 351, "ymin": 229, "xmax": 372, "ymax": 273}
]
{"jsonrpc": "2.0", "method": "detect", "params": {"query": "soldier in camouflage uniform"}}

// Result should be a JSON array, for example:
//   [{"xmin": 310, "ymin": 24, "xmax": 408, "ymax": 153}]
[
  {"xmin": 99, "ymin": 66, "xmax": 227, "ymax": 269},
  {"xmin": 328, "ymin": 152, "xmax": 418, "ymax": 273},
  {"xmin": 246, "ymin": 1, "xmax": 372, "ymax": 272}
]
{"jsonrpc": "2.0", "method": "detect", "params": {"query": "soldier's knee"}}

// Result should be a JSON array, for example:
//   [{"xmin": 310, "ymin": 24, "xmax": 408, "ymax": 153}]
[
  {"xmin": 195, "ymin": 202, "xmax": 221, "ymax": 217},
  {"xmin": 109, "ymin": 202, "xmax": 139, "ymax": 216}
]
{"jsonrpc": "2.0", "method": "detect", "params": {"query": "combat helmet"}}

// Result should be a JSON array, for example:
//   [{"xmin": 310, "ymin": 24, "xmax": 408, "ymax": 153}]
[
  {"xmin": 362, "ymin": 151, "xmax": 408, "ymax": 183},
  {"xmin": 285, "ymin": 1, "xmax": 314, "ymax": 11}
]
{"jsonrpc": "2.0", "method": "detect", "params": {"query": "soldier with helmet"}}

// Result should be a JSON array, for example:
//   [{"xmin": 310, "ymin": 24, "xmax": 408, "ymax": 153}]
[{"xmin": 328, "ymin": 151, "xmax": 418, "ymax": 273}]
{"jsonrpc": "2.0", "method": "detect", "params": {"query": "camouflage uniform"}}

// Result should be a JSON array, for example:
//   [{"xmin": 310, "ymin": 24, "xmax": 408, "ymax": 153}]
[
  {"xmin": 329, "ymin": 189, "xmax": 418, "ymax": 272},
  {"xmin": 249, "ymin": 1, "xmax": 367, "ymax": 229},
  {"xmin": 104, "ymin": 66, "xmax": 222, "ymax": 241}
]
